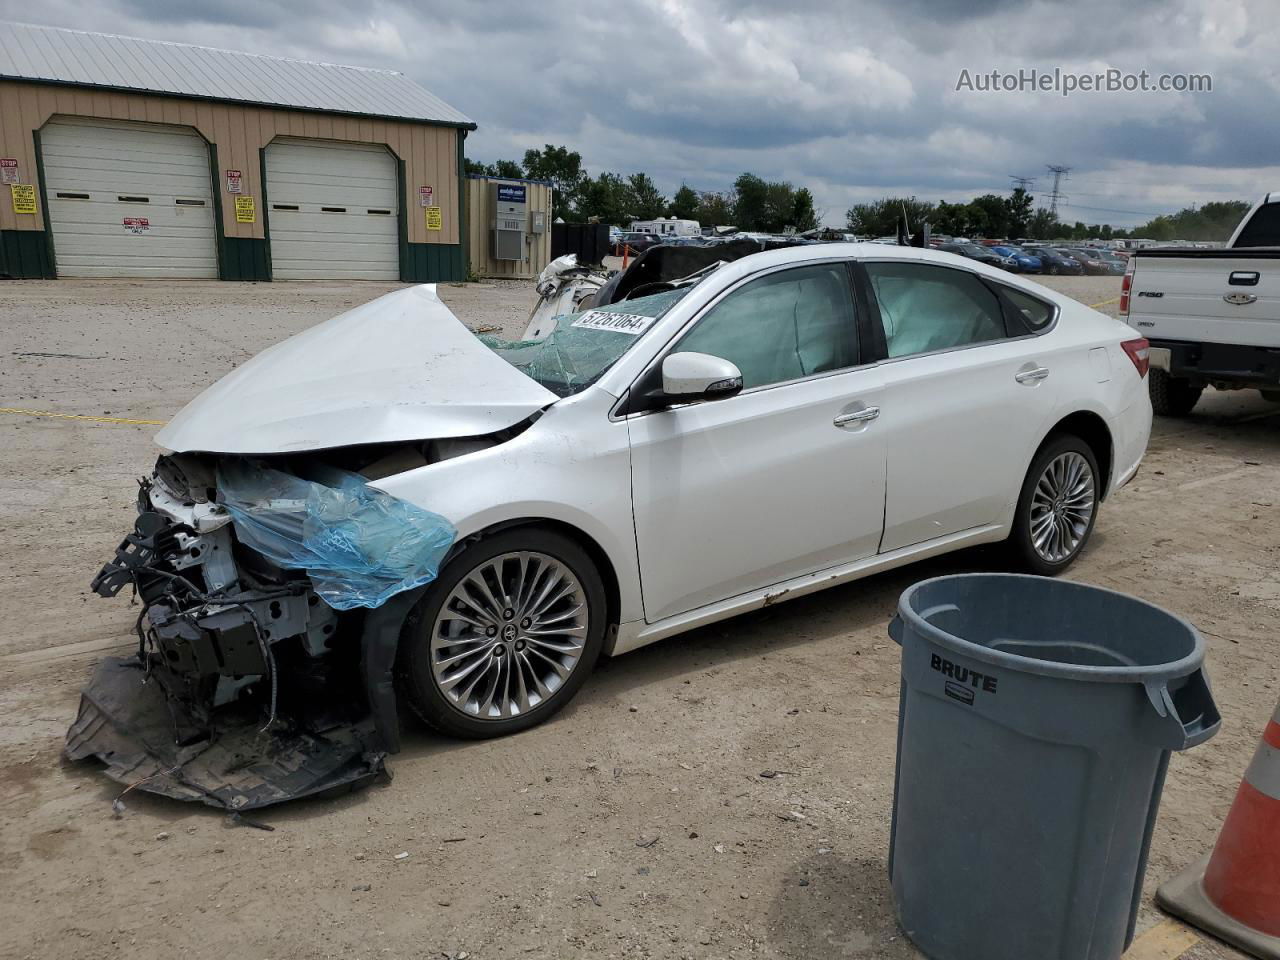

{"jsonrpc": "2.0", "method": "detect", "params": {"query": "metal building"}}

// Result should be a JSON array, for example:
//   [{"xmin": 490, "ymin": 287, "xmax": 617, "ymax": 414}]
[
  {"xmin": 0, "ymin": 22, "xmax": 475, "ymax": 281},
  {"xmin": 465, "ymin": 175, "xmax": 553, "ymax": 280}
]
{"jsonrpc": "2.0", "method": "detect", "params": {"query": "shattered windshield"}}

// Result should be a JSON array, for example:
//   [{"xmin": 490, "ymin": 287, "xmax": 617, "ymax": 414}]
[{"xmin": 482, "ymin": 287, "xmax": 691, "ymax": 396}]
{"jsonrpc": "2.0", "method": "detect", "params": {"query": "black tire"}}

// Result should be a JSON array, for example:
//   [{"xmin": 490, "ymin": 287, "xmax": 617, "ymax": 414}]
[
  {"xmin": 1008, "ymin": 433, "xmax": 1101, "ymax": 576},
  {"xmin": 398, "ymin": 528, "xmax": 608, "ymax": 739},
  {"xmin": 1048, "ymin": 264, "xmax": 1059, "ymax": 276},
  {"xmin": 1149, "ymin": 369, "xmax": 1203, "ymax": 417}
]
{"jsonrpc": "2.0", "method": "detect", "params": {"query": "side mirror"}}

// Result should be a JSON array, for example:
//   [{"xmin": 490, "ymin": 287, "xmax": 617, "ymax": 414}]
[{"xmin": 659, "ymin": 352, "xmax": 743, "ymax": 403}]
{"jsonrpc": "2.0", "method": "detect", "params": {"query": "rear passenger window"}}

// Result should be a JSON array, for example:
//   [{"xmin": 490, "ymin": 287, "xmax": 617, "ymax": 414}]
[
  {"xmin": 865, "ymin": 262, "xmax": 1008, "ymax": 358},
  {"xmin": 999, "ymin": 286, "xmax": 1055, "ymax": 332}
]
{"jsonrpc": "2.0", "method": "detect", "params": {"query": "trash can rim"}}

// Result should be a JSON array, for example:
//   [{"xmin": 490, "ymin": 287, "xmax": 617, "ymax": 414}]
[{"xmin": 898, "ymin": 573, "xmax": 1206, "ymax": 683}]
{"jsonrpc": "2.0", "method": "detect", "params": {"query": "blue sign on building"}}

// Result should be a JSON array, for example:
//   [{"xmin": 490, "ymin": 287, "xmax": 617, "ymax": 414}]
[{"xmin": 497, "ymin": 184, "xmax": 527, "ymax": 204}]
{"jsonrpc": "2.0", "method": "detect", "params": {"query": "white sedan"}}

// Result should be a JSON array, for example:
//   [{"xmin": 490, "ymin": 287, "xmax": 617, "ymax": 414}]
[{"xmin": 93, "ymin": 244, "xmax": 1153, "ymax": 752}]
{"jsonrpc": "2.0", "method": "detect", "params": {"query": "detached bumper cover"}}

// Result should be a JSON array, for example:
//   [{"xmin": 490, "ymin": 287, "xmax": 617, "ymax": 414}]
[{"xmin": 65, "ymin": 657, "xmax": 388, "ymax": 810}]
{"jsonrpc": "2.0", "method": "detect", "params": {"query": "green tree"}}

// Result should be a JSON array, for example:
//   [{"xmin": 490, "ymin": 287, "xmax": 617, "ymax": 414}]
[
  {"xmin": 626, "ymin": 173, "xmax": 667, "ymax": 221},
  {"xmin": 733, "ymin": 173, "xmax": 771, "ymax": 231},
  {"xmin": 696, "ymin": 190, "xmax": 735, "ymax": 228},
  {"xmin": 575, "ymin": 172, "xmax": 630, "ymax": 225},
  {"xmin": 522, "ymin": 144, "xmax": 585, "ymax": 219},
  {"xmin": 846, "ymin": 196, "xmax": 935, "ymax": 237},
  {"xmin": 1026, "ymin": 207, "xmax": 1060, "ymax": 240},
  {"xmin": 1007, "ymin": 187, "xmax": 1034, "ymax": 237},
  {"xmin": 669, "ymin": 184, "xmax": 700, "ymax": 220},
  {"xmin": 791, "ymin": 188, "xmax": 818, "ymax": 232},
  {"xmin": 464, "ymin": 157, "xmax": 526, "ymax": 179}
]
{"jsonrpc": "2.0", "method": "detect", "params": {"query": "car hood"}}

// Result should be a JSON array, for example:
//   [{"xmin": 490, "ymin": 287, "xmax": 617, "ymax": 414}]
[{"xmin": 155, "ymin": 285, "xmax": 558, "ymax": 454}]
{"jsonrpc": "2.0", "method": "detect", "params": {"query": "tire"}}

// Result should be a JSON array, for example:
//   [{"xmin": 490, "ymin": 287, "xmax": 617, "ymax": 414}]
[
  {"xmin": 1008, "ymin": 434, "xmax": 1101, "ymax": 576},
  {"xmin": 398, "ymin": 528, "xmax": 608, "ymax": 739},
  {"xmin": 1048, "ymin": 264, "xmax": 1059, "ymax": 276},
  {"xmin": 1149, "ymin": 369, "xmax": 1203, "ymax": 417}
]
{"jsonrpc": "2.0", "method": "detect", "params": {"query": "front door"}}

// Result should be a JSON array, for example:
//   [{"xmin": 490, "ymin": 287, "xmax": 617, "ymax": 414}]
[{"xmin": 628, "ymin": 262, "xmax": 887, "ymax": 623}]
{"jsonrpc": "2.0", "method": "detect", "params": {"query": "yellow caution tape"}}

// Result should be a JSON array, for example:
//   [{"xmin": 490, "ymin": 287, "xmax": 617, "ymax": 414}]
[{"xmin": 0, "ymin": 407, "xmax": 166, "ymax": 426}]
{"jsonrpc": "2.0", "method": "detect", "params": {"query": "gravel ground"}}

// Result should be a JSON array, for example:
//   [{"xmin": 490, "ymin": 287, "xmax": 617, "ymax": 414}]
[{"xmin": 0, "ymin": 272, "xmax": 1274, "ymax": 960}]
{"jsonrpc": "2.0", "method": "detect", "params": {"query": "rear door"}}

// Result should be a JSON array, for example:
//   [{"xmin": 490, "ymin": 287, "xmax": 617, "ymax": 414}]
[{"xmin": 860, "ymin": 260, "xmax": 1062, "ymax": 552}]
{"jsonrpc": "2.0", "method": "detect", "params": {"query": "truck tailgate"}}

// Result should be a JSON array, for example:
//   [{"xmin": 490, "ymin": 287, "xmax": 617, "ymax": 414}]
[{"xmin": 1128, "ymin": 250, "xmax": 1280, "ymax": 348}]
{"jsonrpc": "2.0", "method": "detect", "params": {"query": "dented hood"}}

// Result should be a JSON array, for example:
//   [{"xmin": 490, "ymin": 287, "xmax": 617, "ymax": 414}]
[{"xmin": 156, "ymin": 285, "xmax": 557, "ymax": 454}]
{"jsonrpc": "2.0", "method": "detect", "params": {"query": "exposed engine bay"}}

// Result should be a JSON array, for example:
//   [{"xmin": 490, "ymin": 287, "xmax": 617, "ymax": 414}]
[{"xmin": 65, "ymin": 442, "xmax": 497, "ymax": 809}]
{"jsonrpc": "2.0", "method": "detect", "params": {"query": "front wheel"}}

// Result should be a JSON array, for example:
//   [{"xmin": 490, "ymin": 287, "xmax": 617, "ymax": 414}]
[
  {"xmin": 1008, "ymin": 435, "xmax": 1100, "ymax": 575},
  {"xmin": 398, "ymin": 528, "xmax": 607, "ymax": 739}
]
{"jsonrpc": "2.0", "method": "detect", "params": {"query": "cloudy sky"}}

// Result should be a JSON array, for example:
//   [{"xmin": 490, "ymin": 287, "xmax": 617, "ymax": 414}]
[{"xmin": 2, "ymin": 0, "xmax": 1274, "ymax": 227}]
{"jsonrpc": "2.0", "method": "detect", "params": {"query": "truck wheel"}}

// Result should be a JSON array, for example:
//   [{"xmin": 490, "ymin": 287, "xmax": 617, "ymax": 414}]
[{"xmin": 1149, "ymin": 369, "xmax": 1202, "ymax": 417}]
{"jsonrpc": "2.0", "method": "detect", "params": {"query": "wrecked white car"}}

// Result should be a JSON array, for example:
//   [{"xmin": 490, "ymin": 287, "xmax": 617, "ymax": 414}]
[{"xmin": 70, "ymin": 242, "xmax": 1152, "ymax": 809}]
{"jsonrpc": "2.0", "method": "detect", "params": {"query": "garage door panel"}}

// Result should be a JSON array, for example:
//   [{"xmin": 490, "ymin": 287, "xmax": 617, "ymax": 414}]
[
  {"xmin": 265, "ymin": 138, "xmax": 400, "ymax": 281},
  {"xmin": 42, "ymin": 117, "xmax": 217, "ymax": 279}
]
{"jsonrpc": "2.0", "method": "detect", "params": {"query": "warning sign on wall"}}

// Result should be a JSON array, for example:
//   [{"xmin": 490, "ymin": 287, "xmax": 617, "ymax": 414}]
[
  {"xmin": 424, "ymin": 205, "xmax": 443, "ymax": 231},
  {"xmin": 225, "ymin": 169, "xmax": 243, "ymax": 194},
  {"xmin": 10, "ymin": 182, "xmax": 36, "ymax": 214},
  {"xmin": 419, "ymin": 185, "xmax": 433, "ymax": 207},
  {"xmin": 0, "ymin": 159, "xmax": 18, "ymax": 184},
  {"xmin": 235, "ymin": 196, "xmax": 256, "ymax": 223},
  {"xmin": 123, "ymin": 217, "xmax": 150, "ymax": 234}
]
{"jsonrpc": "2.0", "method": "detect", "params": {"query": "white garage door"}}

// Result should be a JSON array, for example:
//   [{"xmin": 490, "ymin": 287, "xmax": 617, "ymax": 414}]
[
  {"xmin": 264, "ymin": 139, "xmax": 399, "ymax": 280},
  {"xmin": 41, "ymin": 117, "xmax": 217, "ymax": 279}
]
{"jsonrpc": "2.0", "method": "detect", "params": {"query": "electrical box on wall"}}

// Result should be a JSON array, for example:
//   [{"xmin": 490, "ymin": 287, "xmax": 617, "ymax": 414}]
[
  {"xmin": 490, "ymin": 181, "xmax": 527, "ymax": 260},
  {"xmin": 530, "ymin": 210, "xmax": 546, "ymax": 234}
]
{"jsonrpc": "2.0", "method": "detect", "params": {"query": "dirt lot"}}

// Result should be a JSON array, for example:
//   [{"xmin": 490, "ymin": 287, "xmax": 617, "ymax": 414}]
[{"xmin": 0, "ymin": 274, "xmax": 1275, "ymax": 960}]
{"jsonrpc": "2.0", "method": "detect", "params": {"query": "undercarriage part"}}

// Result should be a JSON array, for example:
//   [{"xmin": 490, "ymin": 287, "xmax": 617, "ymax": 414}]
[
  {"xmin": 66, "ymin": 657, "xmax": 387, "ymax": 810},
  {"xmin": 361, "ymin": 584, "xmax": 428, "ymax": 754}
]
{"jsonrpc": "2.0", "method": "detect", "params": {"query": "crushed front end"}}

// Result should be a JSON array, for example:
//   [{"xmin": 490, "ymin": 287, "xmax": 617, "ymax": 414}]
[{"xmin": 66, "ymin": 453, "xmax": 449, "ymax": 810}]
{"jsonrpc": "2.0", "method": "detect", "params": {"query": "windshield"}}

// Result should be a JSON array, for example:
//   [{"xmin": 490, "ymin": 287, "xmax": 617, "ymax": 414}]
[{"xmin": 482, "ymin": 287, "xmax": 692, "ymax": 397}]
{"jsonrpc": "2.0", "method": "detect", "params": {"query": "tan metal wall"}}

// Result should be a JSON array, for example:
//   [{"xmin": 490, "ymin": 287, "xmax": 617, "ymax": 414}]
[
  {"xmin": 465, "ymin": 177, "xmax": 552, "ymax": 279},
  {"xmin": 0, "ymin": 79, "xmax": 460, "ymax": 244}
]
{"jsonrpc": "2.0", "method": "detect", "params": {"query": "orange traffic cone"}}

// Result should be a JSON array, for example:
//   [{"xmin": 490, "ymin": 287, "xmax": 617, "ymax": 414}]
[{"xmin": 1158, "ymin": 700, "xmax": 1280, "ymax": 959}]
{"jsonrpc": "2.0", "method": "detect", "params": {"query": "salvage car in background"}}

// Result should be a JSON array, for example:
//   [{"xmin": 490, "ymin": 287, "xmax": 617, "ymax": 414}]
[
  {"xmin": 989, "ymin": 245, "xmax": 1043, "ymax": 273},
  {"xmin": 71, "ymin": 243, "xmax": 1152, "ymax": 809},
  {"xmin": 936, "ymin": 241, "xmax": 1015, "ymax": 271}
]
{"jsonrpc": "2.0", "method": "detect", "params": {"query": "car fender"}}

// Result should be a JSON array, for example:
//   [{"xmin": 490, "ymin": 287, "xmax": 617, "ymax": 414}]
[{"xmin": 369, "ymin": 392, "xmax": 644, "ymax": 627}]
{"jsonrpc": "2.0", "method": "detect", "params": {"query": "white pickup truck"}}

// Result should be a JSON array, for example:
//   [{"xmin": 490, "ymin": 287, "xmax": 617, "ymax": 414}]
[{"xmin": 1122, "ymin": 194, "xmax": 1280, "ymax": 415}]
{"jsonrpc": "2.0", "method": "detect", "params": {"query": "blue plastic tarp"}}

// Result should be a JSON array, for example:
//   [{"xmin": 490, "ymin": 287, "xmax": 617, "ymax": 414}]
[{"xmin": 216, "ymin": 459, "xmax": 456, "ymax": 611}]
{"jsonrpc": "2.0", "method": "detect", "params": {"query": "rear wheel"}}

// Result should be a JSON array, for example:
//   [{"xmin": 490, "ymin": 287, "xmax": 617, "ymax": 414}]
[
  {"xmin": 1009, "ymin": 434, "xmax": 1100, "ymax": 575},
  {"xmin": 399, "ymin": 528, "xmax": 607, "ymax": 739},
  {"xmin": 1149, "ymin": 369, "xmax": 1203, "ymax": 417}
]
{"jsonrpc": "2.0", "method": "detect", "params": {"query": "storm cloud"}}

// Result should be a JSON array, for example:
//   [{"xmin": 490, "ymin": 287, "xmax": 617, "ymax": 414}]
[{"xmin": 4, "ymin": 0, "xmax": 1274, "ymax": 226}]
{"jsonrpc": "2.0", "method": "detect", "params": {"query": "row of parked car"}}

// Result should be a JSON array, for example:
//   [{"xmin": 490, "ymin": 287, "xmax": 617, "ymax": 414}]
[
  {"xmin": 935, "ymin": 241, "xmax": 1128, "ymax": 276},
  {"xmin": 610, "ymin": 229, "xmax": 1129, "ymax": 277}
]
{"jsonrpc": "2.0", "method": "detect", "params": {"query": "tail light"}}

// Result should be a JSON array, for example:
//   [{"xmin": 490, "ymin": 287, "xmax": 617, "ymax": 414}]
[
  {"xmin": 1119, "ymin": 257, "xmax": 1135, "ymax": 316},
  {"xmin": 1121, "ymin": 337, "xmax": 1150, "ymax": 378}
]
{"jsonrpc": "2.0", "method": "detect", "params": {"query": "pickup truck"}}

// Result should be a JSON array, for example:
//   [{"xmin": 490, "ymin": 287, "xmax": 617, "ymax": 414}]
[{"xmin": 1122, "ymin": 194, "xmax": 1280, "ymax": 415}]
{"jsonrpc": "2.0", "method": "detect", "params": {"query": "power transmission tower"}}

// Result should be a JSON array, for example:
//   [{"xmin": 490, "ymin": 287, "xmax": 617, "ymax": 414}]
[
  {"xmin": 1009, "ymin": 175, "xmax": 1036, "ymax": 191},
  {"xmin": 1046, "ymin": 165, "xmax": 1070, "ymax": 216}
]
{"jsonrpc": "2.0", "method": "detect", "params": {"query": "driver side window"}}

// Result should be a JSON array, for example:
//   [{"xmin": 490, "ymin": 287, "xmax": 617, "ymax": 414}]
[{"xmin": 674, "ymin": 264, "xmax": 858, "ymax": 389}]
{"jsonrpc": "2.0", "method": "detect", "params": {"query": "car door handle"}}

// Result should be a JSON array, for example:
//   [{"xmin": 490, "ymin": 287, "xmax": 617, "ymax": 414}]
[
  {"xmin": 1015, "ymin": 367, "xmax": 1050, "ymax": 384},
  {"xmin": 833, "ymin": 406, "xmax": 880, "ymax": 427}
]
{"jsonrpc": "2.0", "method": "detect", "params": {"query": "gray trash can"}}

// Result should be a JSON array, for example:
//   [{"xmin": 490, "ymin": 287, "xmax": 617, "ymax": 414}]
[{"xmin": 888, "ymin": 574, "xmax": 1220, "ymax": 960}]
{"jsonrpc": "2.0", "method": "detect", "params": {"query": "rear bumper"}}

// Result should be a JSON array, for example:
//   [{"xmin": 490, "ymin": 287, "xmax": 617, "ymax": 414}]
[{"xmin": 1150, "ymin": 339, "xmax": 1280, "ymax": 387}]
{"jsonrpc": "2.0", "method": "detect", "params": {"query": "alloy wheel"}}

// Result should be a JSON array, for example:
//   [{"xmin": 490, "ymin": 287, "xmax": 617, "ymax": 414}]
[
  {"xmin": 429, "ymin": 551, "xmax": 588, "ymax": 720},
  {"xmin": 1029, "ymin": 451, "xmax": 1096, "ymax": 563}
]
